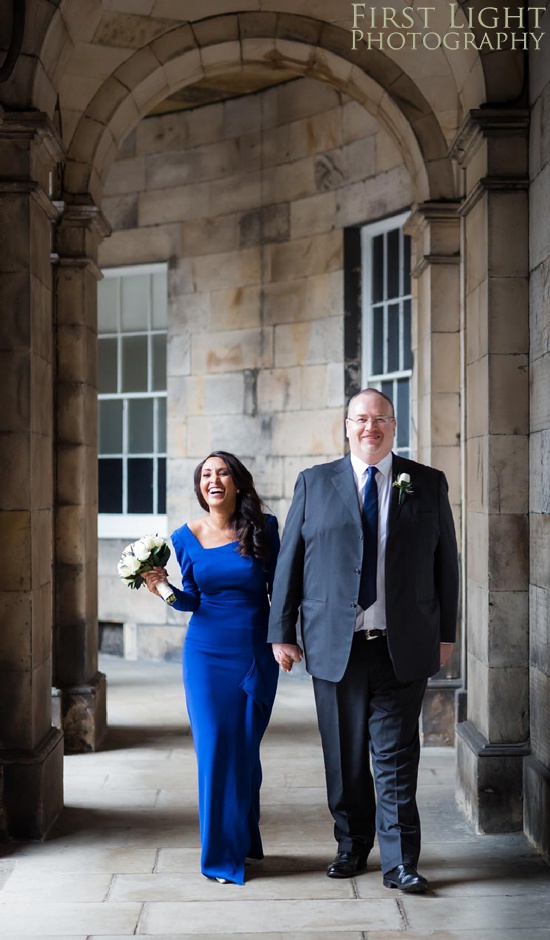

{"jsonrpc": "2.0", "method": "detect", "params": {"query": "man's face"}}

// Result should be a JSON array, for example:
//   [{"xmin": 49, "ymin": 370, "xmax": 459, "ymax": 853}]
[{"xmin": 345, "ymin": 391, "xmax": 396, "ymax": 463}]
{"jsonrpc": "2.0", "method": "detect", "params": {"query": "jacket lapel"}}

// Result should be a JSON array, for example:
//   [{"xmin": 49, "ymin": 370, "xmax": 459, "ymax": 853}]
[
  {"xmin": 331, "ymin": 456, "xmax": 362, "ymax": 525},
  {"xmin": 388, "ymin": 453, "xmax": 403, "ymax": 531}
]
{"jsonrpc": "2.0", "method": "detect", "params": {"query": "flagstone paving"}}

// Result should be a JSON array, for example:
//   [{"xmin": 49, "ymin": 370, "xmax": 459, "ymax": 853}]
[{"xmin": 0, "ymin": 655, "xmax": 549, "ymax": 938}]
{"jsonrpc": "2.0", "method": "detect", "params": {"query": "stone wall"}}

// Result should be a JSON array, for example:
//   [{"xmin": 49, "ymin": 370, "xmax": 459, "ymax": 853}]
[
  {"xmin": 97, "ymin": 76, "xmax": 412, "ymax": 658},
  {"xmin": 525, "ymin": 23, "xmax": 550, "ymax": 864}
]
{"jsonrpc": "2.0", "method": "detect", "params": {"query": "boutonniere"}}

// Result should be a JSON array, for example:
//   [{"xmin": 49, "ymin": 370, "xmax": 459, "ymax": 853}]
[{"xmin": 393, "ymin": 472, "xmax": 414, "ymax": 505}]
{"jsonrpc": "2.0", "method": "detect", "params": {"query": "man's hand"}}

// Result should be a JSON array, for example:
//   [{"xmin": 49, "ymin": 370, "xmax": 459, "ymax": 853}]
[
  {"xmin": 440, "ymin": 643, "xmax": 454, "ymax": 668},
  {"xmin": 272, "ymin": 643, "xmax": 303, "ymax": 673}
]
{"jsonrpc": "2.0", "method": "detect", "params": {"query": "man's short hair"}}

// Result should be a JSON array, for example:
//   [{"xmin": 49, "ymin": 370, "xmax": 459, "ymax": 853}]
[{"xmin": 347, "ymin": 387, "xmax": 395, "ymax": 418}]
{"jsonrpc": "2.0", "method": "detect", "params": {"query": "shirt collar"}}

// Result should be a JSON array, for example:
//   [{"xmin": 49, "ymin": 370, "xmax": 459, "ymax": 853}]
[{"xmin": 350, "ymin": 450, "xmax": 393, "ymax": 480}]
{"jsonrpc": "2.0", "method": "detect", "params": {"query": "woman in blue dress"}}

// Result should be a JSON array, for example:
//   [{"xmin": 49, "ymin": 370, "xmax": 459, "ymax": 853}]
[{"xmin": 143, "ymin": 451, "xmax": 279, "ymax": 885}]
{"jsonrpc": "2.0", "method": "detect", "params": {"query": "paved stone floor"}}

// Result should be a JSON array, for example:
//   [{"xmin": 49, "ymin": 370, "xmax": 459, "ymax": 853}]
[{"xmin": 1, "ymin": 654, "xmax": 549, "ymax": 939}]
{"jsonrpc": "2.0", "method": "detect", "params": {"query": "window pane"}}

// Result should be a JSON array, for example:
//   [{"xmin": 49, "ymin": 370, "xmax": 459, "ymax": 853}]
[
  {"xmin": 158, "ymin": 457, "xmax": 166, "ymax": 514},
  {"xmin": 99, "ymin": 400, "xmax": 123, "ymax": 454},
  {"xmin": 122, "ymin": 335, "xmax": 148, "ymax": 392},
  {"xmin": 121, "ymin": 275, "xmax": 149, "ymax": 331},
  {"xmin": 403, "ymin": 235, "xmax": 411, "ymax": 296},
  {"xmin": 403, "ymin": 299, "xmax": 413, "ymax": 370},
  {"xmin": 98, "ymin": 337, "xmax": 118, "ymax": 393},
  {"xmin": 99, "ymin": 458, "xmax": 123, "ymax": 513},
  {"xmin": 152, "ymin": 333, "xmax": 166, "ymax": 391},
  {"xmin": 152, "ymin": 271, "xmax": 168, "ymax": 328},
  {"xmin": 387, "ymin": 229, "xmax": 400, "ymax": 300},
  {"xmin": 387, "ymin": 303, "xmax": 400, "ymax": 373},
  {"xmin": 128, "ymin": 458, "xmax": 153, "ymax": 513},
  {"xmin": 157, "ymin": 397, "xmax": 167, "ymax": 453},
  {"xmin": 372, "ymin": 234, "xmax": 384, "ymax": 303},
  {"xmin": 397, "ymin": 380, "xmax": 410, "ymax": 448},
  {"xmin": 98, "ymin": 277, "xmax": 119, "ymax": 333},
  {"xmin": 381, "ymin": 379, "xmax": 393, "ymax": 402},
  {"xmin": 128, "ymin": 398, "xmax": 154, "ymax": 454},
  {"xmin": 372, "ymin": 307, "xmax": 384, "ymax": 375}
]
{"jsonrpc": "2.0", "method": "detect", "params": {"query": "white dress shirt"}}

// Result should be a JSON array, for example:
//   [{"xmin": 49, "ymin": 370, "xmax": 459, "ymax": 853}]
[{"xmin": 350, "ymin": 450, "xmax": 393, "ymax": 632}]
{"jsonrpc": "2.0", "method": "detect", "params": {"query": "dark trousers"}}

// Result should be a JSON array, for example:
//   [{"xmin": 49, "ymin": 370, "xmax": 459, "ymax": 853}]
[{"xmin": 312, "ymin": 631, "xmax": 427, "ymax": 874}]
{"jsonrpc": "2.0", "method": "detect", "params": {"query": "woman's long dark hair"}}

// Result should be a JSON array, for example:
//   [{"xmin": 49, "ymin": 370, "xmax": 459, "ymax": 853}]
[{"xmin": 193, "ymin": 451, "xmax": 270, "ymax": 568}]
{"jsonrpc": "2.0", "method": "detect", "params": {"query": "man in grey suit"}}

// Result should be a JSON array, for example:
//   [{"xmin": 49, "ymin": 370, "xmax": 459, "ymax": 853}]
[{"xmin": 268, "ymin": 387, "xmax": 459, "ymax": 892}]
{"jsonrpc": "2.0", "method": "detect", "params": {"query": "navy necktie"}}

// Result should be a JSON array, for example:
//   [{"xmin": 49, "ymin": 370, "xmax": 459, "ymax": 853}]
[{"xmin": 358, "ymin": 466, "xmax": 378, "ymax": 610}]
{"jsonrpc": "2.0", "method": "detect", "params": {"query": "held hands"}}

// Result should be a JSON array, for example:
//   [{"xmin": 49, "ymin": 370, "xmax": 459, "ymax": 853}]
[
  {"xmin": 272, "ymin": 643, "xmax": 303, "ymax": 673},
  {"xmin": 273, "ymin": 643, "xmax": 451, "ymax": 672},
  {"xmin": 141, "ymin": 566, "xmax": 170, "ymax": 598}
]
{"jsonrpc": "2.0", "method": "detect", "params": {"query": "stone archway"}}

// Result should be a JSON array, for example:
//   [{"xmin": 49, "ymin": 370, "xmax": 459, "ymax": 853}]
[
  {"xmin": 58, "ymin": 21, "xmax": 464, "ymax": 201},
  {"xmin": 1, "ymin": 4, "xmax": 464, "ymax": 839},
  {"xmin": 2, "ymin": 0, "xmax": 533, "ymax": 844}
]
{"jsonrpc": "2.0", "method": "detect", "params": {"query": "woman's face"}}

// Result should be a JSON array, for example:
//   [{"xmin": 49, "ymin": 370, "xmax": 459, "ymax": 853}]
[{"xmin": 200, "ymin": 457, "xmax": 238, "ymax": 513}]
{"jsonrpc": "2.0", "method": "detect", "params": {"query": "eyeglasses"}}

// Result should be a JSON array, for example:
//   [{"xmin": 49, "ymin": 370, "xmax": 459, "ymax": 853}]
[{"xmin": 347, "ymin": 415, "xmax": 395, "ymax": 427}]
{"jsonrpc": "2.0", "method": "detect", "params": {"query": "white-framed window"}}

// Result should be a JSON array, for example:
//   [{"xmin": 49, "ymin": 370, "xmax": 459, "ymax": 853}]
[
  {"xmin": 361, "ymin": 212, "xmax": 412, "ymax": 458},
  {"xmin": 98, "ymin": 263, "xmax": 167, "ymax": 539}
]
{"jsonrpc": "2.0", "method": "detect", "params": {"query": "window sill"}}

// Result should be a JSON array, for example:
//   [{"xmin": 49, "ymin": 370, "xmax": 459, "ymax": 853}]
[{"xmin": 98, "ymin": 514, "xmax": 168, "ymax": 540}]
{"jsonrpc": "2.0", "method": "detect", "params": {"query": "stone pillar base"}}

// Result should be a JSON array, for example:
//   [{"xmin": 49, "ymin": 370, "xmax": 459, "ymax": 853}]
[
  {"xmin": 0, "ymin": 728, "xmax": 64, "ymax": 840},
  {"xmin": 523, "ymin": 755, "xmax": 550, "ymax": 864},
  {"xmin": 52, "ymin": 671, "xmax": 107, "ymax": 754},
  {"xmin": 456, "ymin": 720, "xmax": 529, "ymax": 833},
  {"xmin": 422, "ymin": 679, "xmax": 462, "ymax": 746}
]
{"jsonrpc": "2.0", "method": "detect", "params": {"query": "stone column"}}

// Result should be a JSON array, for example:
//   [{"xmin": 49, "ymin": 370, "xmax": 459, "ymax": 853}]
[
  {"xmin": 0, "ymin": 111, "xmax": 65, "ymax": 838},
  {"xmin": 51, "ymin": 201, "xmax": 111, "ymax": 754},
  {"xmin": 405, "ymin": 202, "xmax": 462, "ymax": 745},
  {"xmin": 451, "ymin": 110, "xmax": 530, "ymax": 831}
]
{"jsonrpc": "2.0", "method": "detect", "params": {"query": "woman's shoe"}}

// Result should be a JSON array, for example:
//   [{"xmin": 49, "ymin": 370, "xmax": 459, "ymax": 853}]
[{"xmin": 215, "ymin": 877, "xmax": 230, "ymax": 884}]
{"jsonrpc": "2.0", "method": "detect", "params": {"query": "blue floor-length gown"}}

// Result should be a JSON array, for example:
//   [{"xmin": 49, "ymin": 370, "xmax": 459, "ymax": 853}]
[{"xmin": 169, "ymin": 514, "xmax": 280, "ymax": 885}]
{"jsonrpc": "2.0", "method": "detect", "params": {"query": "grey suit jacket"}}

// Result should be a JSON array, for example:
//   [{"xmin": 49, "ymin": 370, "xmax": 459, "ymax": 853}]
[{"xmin": 267, "ymin": 453, "xmax": 459, "ymax": 683}]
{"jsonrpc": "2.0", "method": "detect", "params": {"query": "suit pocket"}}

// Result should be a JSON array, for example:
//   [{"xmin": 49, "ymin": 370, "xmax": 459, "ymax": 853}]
[{"xmin": 300, "ymin": 599, "xmax": 325, "ymax": 646}]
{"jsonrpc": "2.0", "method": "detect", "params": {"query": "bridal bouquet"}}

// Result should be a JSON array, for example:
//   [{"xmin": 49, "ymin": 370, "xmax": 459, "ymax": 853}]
[{"xmin": 117, "ymin": 535, "xmax": 176, "ymax": 605}]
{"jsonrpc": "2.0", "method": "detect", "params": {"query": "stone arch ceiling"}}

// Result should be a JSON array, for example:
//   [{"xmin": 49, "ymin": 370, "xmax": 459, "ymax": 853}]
[
  {"xmin": 17, "ymin": 0, "xmax": 523, "ymax": 201},
  {"xmin": 22, "ymin": 1, "xmax": 486, "ymax": 119},
  {"xmin": 66, "ymin": 30, "xmax": 441, "ymax": 203},
  {"xmin": 21, "ymin": 1, "xmax": 502, "ymax": 120}
]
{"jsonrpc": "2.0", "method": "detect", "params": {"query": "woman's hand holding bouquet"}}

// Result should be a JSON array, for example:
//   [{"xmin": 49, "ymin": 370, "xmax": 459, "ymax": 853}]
[{"xmin": 117, "ymin": 535, "xmax": 176, "ymax": 605}]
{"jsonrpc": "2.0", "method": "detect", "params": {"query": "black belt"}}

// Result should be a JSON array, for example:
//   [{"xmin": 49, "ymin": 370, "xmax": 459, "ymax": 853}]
[{"xmin": 357, "ymin": 628, "xmax": 386, "ymax": 641}]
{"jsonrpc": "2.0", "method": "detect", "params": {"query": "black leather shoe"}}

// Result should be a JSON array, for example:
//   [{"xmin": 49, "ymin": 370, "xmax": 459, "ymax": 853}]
[
  {"xmin": 326, "ymin": 851, "xmax": 368, "ymax": 879},
  {"xmin": 383, "ymin": 863, "xmax": 428, "ymax": 893}
]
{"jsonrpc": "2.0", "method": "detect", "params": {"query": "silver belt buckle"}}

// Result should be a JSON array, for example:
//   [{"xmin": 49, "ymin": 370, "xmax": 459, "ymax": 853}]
[{"xmin": 365, "ymin": 629, "xmax": 384, "ymax": 641}]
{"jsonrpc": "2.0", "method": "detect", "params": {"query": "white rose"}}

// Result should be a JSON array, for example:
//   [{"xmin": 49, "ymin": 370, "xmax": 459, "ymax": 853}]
[
  {"xmin": 118, "ymin": 555, "xmax": 141, "ymax": 578},
  {"xmin": 140, "ymin": 535, "xmax": 159, "ymax": 551},
  {"xmin": 151, "ymin": 535, "xmax": 166, "ymax": 548},
  {"xmin": 398, "ymin": 473, "xmax": 410, "ymax": 484},
  {"xmin": 132, "ymin": 539, "xmax": 152, "ymax": 562}
]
